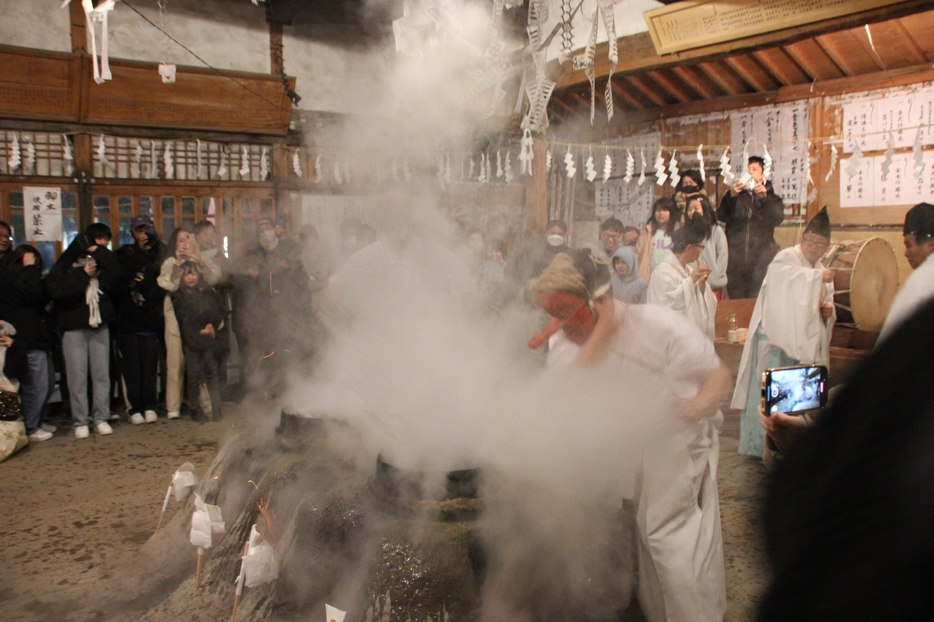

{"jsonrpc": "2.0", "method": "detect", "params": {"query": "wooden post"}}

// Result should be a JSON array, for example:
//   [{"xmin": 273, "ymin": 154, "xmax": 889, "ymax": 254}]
[
  {"xmin": 525, "ymin": 134, "xmax": 549, "ymax": 235},
  {"xmin": 72, "ymin": 134, "xmax": 93, "ymax": 232},
  {"xmin": 70, "ymin": 0, "xmax": 87, "ymax": 54}
]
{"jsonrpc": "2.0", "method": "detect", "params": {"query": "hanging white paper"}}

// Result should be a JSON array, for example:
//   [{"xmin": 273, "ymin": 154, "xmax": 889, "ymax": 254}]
[
  {"xmin": 63, "ymin": 135, "xmax": 74, "ymax": 176},
  {"xmin": 293, "ymin": 149, "xmax": 303, "ymax": 177},
  {"xmin": 196, "ymin": 139, "xmax": 204, "ymax": 179},
  {"xmin": 825, "ymin": 144, "xmax": 838, "ymax": 183},
  {"xmin": 23, "ymin": 187, "xmax": 63, "ymax": 242},
  {"xmin": 8, "ymin": 133, "xmax": 20, "ymax": 172},
  {"xmin": 260, "ymin": 147, "xmax": 269, "ymax": 181},
  {"xmin": 239, "ymin": 146, "xmax": 251, "ymax": 179},
  {"xmin": 638, "ymin": 149, "xmax": 646, "ymax": 186},
  {"xmin": 564, "ymin": 148, "xmax": 576, "ymax": 179},
  {"xmin": 585, "ymin": 152, "xmax": 597, "ymax": 182},
  {"xmin": 163, "ymin": 141, "xmax": 174, "ymax": 180},
  {"xmin": 762, "ymin": 146, "xmax": 772, "ymax": 180},
  {"xmin": 654, "ymin": 150, "xmax": 667, "ymax": 186},
  {"xmin": 496, "ymin": 150, "xmax": 503, "ymax": 178},
  {"xmin": 241, "ymin": 525, "xmax": 277, "ymax": 588},
  {"xmin": 23, "ymin": 138, "xmax": 36, "ymax": 174},
  {"xmin": 602, "ymin": 152, "xmax": 612, "ymax": 184},
  {"xmin": 623, "ymin": 149, "xmax": 633, "ymax": 184},
  {"xmin": 667, "ymin": 150, "xmax": 680, "ymax": 189},
  {"xmin": 504, "ymin": 151, "xmax": 514, "ymax": 183},
  {"xmin": 719, "ymin": 148, "xmax": 733, "ymax": 185},
  {"xmin": 697, "ymin": 145, "xmax": 705, "ymax": 183},
  {"xmin": 315, "ymin": 155, "xmax": 323, "ymax": 183}
]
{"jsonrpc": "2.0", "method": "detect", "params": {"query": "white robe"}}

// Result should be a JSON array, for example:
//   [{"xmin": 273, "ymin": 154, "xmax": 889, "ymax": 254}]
[
  {"xmin": 731, "ymin": 245, "xmax": 836, "ymax": 410},
  {"xmin": 877, "ymin": 252, "xmax": 934, "ymax": 346},
  {"xmin": 548, "ymin": 301, "xmax": 726, "ymax": 622},
  {"xmin": 647, "ymin": 255, "xmax": 718, "ymax": 341}
]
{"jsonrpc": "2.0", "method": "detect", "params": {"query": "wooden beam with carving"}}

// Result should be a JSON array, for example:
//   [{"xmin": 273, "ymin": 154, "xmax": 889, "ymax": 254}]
[
  {"xmin": 0, "ymin": 46, "xmax": 82, "ymax": 123},
  {"xmin": 554, "ymin": 1, "xmax": 934, "ymax": 89}
]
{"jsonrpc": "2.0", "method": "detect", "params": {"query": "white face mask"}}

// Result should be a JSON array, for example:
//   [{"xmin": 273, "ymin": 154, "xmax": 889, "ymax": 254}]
[
  {"xmin": 259, "ymin": 229, "xmax": 278, "ymax": 249},
  {"xmin": 546, "ymin": 234, "xmax": 565, "ymax": 247}
]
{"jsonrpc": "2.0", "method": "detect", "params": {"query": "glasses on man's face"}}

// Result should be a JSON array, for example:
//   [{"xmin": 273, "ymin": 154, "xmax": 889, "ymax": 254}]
[
  {"xmin": 801, "ymin": 236, "xmax": 829, "ymax": 250},
  {"xmin": 692, "ymin": 243, "xmax": 705, "ymax": 250},
  {"xmin": 602, "ymin": 231, "xmax": 621, "ymax": 240}
]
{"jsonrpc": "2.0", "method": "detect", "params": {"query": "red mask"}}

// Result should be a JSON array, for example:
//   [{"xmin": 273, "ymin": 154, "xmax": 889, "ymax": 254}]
[{"xmin": 529, "ymin": 291, "xmax": 596, "ymax": 347}]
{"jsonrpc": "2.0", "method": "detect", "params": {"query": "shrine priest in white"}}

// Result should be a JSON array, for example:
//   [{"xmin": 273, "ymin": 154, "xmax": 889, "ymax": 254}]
[
  {"xmin": 876, "ymin": 202, "xmax": 934, "ymax": 345},
  {"xmin": 733, "ymin": 207, "xmax": 836, "ymax": 457}
]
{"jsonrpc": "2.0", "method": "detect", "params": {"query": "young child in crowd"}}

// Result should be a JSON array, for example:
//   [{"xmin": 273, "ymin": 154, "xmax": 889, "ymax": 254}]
[{"xmin": 171, "ymin": 261, "xmax": 225, "ymax": 422}]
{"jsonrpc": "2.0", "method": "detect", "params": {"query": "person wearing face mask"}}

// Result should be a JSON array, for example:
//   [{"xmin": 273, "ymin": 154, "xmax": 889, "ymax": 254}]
[
  {"xmin": 672, "ymin": 169, "xmax": 707, "ymax": 212},
  {"xmin": 732, "ymin": 207, "xmax": 836, "ymax": 458},
  {"xmin": 527, "ymin": 250, "xmax": 731, "ymax": 622},
  {"xmin": 519, "ymin": 219, "xmax": 571, "ymax": 285},
  {"xmin": 717, "ymin": 155, "xmax": 785, "ymax": 299},
  {"xmin": 647, "ymin": 213, "xmax": 717, "ymax": 340}
]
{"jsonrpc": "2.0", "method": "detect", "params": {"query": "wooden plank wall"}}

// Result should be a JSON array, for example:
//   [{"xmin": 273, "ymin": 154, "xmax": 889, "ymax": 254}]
[{"xmin": 0, "ymin": 45, "xmax": 293, "ymax": 136}]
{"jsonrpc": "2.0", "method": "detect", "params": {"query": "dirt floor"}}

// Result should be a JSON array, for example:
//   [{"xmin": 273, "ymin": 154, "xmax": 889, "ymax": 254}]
[
  {"xmin": 0, "ymin": 400, "xmax": 283, "ymax": 622},
  {"xmin": 0, "ymin": 388, "xmax": 770, "ymax": 622}
]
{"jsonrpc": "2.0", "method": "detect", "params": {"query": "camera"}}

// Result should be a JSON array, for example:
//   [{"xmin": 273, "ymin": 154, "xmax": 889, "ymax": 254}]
[
  {"xmin": 761, "ymin": 364, "xmax": 828, "ymax": 415},
  {"xmin": 747, "ymin": 178, "xmax": 757, "ymax": 191}
]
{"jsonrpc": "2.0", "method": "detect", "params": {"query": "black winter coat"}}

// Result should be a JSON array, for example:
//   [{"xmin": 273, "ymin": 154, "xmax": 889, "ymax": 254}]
[
  {"xmin": 46, "ymin": 236, "xmax": 120, "ymax": 333},
  {"xmin": 0, "ymin": 264, "xmax": 54, "ymax": 351},
  {"xmin": 717, "ymin": 181, "xmax": 785, "ymax": 270},
  {"xmin": 113, "ymin": 240, "xmax": 166, "ymax": 334},
  {"xmin": 172, "ymin": 285, "xmax": 225, "ymax": 353}
]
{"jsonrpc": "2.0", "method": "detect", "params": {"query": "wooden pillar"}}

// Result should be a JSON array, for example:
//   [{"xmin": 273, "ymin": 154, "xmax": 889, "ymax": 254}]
[
  {"xmin": 70, "ymin": 0, "xmax": 87, "ymax": 54},
  {"xmin": 73, "ymin": 134, "xmax": 93, "ymax": 232},
  {"xmin": 525, "ymin": 134, "xmax": 549, "ymax": 234},
  {"xmin": 270, "ymin": 23, "xmax": 284, "ymax": 75}
]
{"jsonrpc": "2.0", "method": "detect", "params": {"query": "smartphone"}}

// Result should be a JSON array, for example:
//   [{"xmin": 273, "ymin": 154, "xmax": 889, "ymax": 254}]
[{"xmin": 761, "ymin": 364, "xmax": 828, "ymax": 414}]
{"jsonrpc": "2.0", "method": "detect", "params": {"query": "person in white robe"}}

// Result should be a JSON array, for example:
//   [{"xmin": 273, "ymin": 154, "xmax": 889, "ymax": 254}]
[
  {"xmin": 733, "ymin": 207, "xmax": 836, "ymax": 457},
  {"xmin": 647, "ymin": 213, "xmax": 718, "ymax": 340},
  {"xmin": 877, "ymin": 202, "xmax": 934, "ymax": 345},
  {"xmin": 528, "ymin": 251, "xmax": 732, "ymax": 622}
]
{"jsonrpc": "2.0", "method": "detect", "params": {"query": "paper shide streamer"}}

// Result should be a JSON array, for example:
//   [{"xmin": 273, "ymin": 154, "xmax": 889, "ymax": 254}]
[
  {"xmin": 824, "ymin": 144, "xmax": 838, "ymax": 183},
  {"xmin": 844, "ymin": 142, "xmax": 861, "ymax": 179},
  {"xmin": 638, "ymin": 149, "xmax": 646, "ymax": 186},
  {"xmin": 697, "ymin": 145, "xmax": 706, "ymax": 183},
  {"xmin": 585, "ymin": 149, "xmax": 597, "ymax": 182},
  {"xmin": 654, "ymin": 149, "xmax": 667, "ymax": 186},
  {"xmin": 239, "ymin": 145, "xmax": 250, "ymax": 179},
  {"xmin": 667, "ymin": 150, "xmax": 680, "ymax": 189},
  {"xmin": 564, "ymin": 147, "xmax": 576, "ymax": 179},
  {"xmin": 315, "ymin": 155, "xmax": 323, "ymax": 184},
  {"xmin": 719, "ymin": 148, "xmax": 733, "ymax": 185},
  {"xmin": 623, "ymin": 149, "xmax": 633, "ymax": 184},
  {"xmin": 163, "ymin": 141, "xmax": 174, "ymax": 180},
  {"xmin": 292, "ymin": 149, "xmax": 302, "ymax": 177},
  {"xmin": 63, "ymin": 134, "xmax": 74, "ymax": 176},
  {"xmin": 603, "ymin": 151, "xmax": 612, "ymax": 183}
]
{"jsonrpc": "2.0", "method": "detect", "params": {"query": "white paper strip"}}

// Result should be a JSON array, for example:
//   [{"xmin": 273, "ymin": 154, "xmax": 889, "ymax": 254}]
[
  {"xmin": 667, "ymin": 150, "xmax": 680, "ymax": 189},
  {"xmin": 654, "ymin": 150, "xmax": 667, "ymax": 186},
  {"xmin": 585, "ymin": 152, "xmax": 597, "ymax": 182},
  {"xmin": 697, "ymin": 144, "xmax": 706, "ymax": 183},
  {"xmin": 326, "ymin": 604, "xmax": 347, "ymax": 622},
  {"xmin": 638, "ymin": 149, "xmax": 646, "ymax": 186},
  {"xmin": 239, "ymin": 145, "xmax": 250, "ymax": 179},
  {"xmin": 163, "ymin": 141, "xmax": 174, "ymax": 180},
  {"xmin": 196, "ymin": 139, "xmax": 204, "ymax": 179},
  {"xmin": 172, "ymin": 462, "xmax": 198, "ymax": 502},
  {"xmin": 293, "ymin": 149, "xmax": 302, "ymax": 177},
  {"xmin": 603, "ymin": 152, "xmax": 612, "ymax": 183},
  {"xmin": 315, "ymin": 155, "xmax": 323, "ymax": 183},
  {"xmin": 8, "ymin": 133, "xmax": 20, "ymax": 172},
  {"xmin": 825, "ymin": 144, "xmax": 838, "ymax": 183},
  {"xmin": 564, "ymin": 148, "xmax": 576, "ymax": 179},
  {"xmin": 23, "ymin": 138, "xmax": 35, "ymax": 174},
  {"xmin": 719, "ymin": 148, "xmax": 733, "ymax": 185},
  {"xmin": 623, "ymin": 149, "xmax": 633, "ymax": 184}
]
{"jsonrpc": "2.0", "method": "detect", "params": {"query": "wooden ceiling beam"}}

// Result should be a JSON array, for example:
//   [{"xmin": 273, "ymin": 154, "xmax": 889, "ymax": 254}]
[
  {"xmin": 696, "ymin": 61, "xmax": 745, "ymax": 96},
  {"xmin": 853, "ymin": 25, "xmax": 887, "ymax": 70},
  {"xmin": 752, "ymin": 48, "xmax": 808, "ymax": 86},
  {"xmin": 611, "ymin": 79, "xmax": 646, "ymax": 110},
  {"xmin": 892, "ymin": 18, "xmax": 929, "ymax": 63},
  {"xmin": 814, "ymin": 34, "xmax": 855, "ymax": 76},
  {"xmin": 554, "ymin": 0, "xmax": 934, "ymax": 88},
  {"xmin": 724, "ymin": 56, "xmax": 774, "ymax": 92},
  {"xmin": 647, "ymin": 70, "xmax": 691, "ymax": 103},
  {"xmin": 625, "ymin": 74, "xmax": 668, "ymax": 107},
  {"xmin": 784, "ymin": 42, "xmax": 822, "ymax": 81},
  {"xmin": 671, "ymin": 65, "xmax": 718, "ymax": 99}
]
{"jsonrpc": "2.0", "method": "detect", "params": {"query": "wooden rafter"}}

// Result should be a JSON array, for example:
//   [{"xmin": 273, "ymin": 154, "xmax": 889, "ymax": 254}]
[
  {"xmin": 696, "ymin": 61, "xmax": 745, "ymax": 96},
  {"xmin": 671, "ymin": 65, "xmax": 718, "ymax": 99},
  {"xmin": 814, "ymin": 34, "xmax": 855, "ymax": 76},
  {"xmin": 892, "ymin": 18, "xmax": 929, "ymax": 63},
  {"xmin": 553, "ymin": 0, "xmax": 934, "ymax": 89},
  {"xmin": 610, "ymin": 79, "xmax": 646, "ymax": 110},
  {"xmin": 647, "ymin": 70, "xmax": 691, "ymax": 103},
  {"xmin": 784, "ymin": 41, "xmax": 823, "ymax": 81},
  {"xmin": 724, "ymin": 56, "xmax": 774, "ymax": 92},
  {"xmin": 852, "ymin": 26, "xmax": 887, "ymax": 70},
  {"xmin": 626, "ymin": 74, "xmax": 668, "ymax": 107}
]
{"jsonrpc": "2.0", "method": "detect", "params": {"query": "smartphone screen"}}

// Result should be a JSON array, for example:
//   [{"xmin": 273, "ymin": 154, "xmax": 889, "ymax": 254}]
[{"xmin": 762, "ymin": 365, "xmax": 828, "ymax": 414}]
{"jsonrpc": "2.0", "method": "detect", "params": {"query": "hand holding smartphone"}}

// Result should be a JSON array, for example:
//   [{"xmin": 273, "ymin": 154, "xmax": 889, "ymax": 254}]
[{"xmin": 762, "ymin": 364, "xmax": 828, "ymax": 415}]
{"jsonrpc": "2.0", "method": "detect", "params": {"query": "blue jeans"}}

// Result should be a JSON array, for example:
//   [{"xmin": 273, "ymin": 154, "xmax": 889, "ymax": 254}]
[
  {"xmin": 62, "ymin": 326, "xmax": 111, "ymax": 427},
  {"xmin": 20, "ymin": 350, "xmax": 54, "ymax": 435}
]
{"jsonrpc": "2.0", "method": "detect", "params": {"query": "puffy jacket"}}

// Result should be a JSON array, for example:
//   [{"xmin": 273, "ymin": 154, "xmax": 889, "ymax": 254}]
[
  {"xmin": 46, "ymin": 236, "xmax": 120, "ymax": 333},
  {"xmin": 717, "ymin": 182, "xmax": 784, "ymax": 270},
  {"xmin": 113, "ymin": 240, "xmax": 166, "ymax": 334},
  {"xmin": 0, "ymin": 264, "xmax": 54, "ymax": 351}
]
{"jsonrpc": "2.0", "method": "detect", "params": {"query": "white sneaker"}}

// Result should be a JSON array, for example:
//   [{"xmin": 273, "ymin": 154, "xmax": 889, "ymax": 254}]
[
  {"xmin": 96, "ymin": 421, "xmax": 114, "ymax": 435},
  {"xmin": 167, "ymin": 411, "xmax": 180, "ymax": 420},
  {"xmin": 129, "ymin": 413, "xmax": 145, "ymax": 425},
  {"xmin": 40, "ymin": 423, "xmax": 57, "ymax": 433},
  {"xmin": 109, "ymin": 412, "xmax": 121, "ymax": 421},
  {"xmin": 28, "ymin": 429, "xmax": 54, "ymax": 442},
  {"xmin": 144, "ymin": 410, "xmax": 158, "ymax": 423},
  {"xmin": 74, "ymin": 425, "xmax": 89, "ymax": 439}
]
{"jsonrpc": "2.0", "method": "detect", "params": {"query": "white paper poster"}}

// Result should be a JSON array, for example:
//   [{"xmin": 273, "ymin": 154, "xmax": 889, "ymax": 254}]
[
  {"xmin": 729, "ymin": 102, "xmax": 809, "ymax": 206},
  {"xmin": 843, "ymin": 100, "xmax": 880, "ymax": 153},
  {"xmin": 23, "ymin": 186, "xmax": 62, "ymax": 241},
  {"xmin": 874, "ymin": 153, "xmax": 911, "ymax": 206}
]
